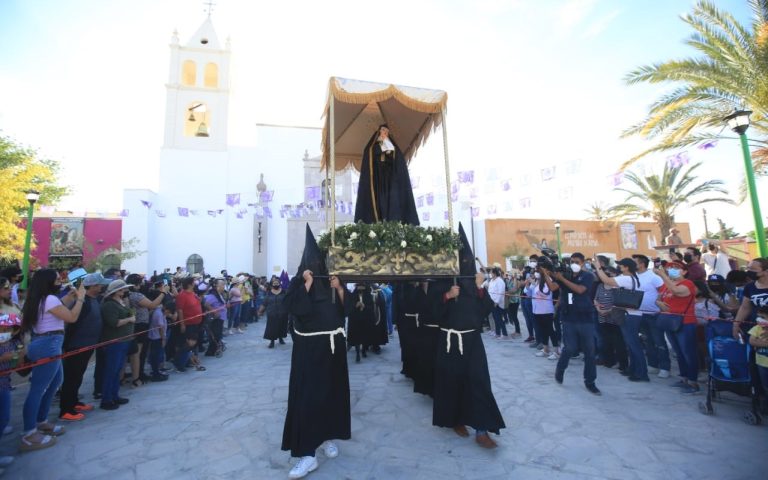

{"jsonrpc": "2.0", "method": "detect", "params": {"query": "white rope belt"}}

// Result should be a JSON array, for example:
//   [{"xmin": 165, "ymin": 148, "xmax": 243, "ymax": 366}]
[
  {"xmin": 423, "ymin": 324, "xmax": 439, "ymax": 328},
  {"xmin": 440, "ymin": 328, "xmax": 475, "ymax": 355},
  {"xmin": 404, "ymin": 313, "xmax": 419, "ymax": 328},
  {"xmin": 293, "ymin": 327, "xmax": 346, "ymax": 354}
]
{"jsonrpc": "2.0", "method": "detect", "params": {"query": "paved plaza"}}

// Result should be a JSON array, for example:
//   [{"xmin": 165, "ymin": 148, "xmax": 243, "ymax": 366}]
[{"xmin": 3, "ymin": 320, "xmax": 766, "ymax": 480}]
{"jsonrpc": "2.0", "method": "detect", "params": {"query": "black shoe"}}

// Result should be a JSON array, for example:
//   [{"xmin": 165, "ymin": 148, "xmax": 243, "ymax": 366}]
[
  {"xmin": 372, "ymin": 346, "xmax": 382, "ymax": 354},
  {"xmin": 555, "ymin": 369, "xmax": 564, "ymax": 384},
  {"xmin": 151, "ymin": 374, "xmax": 169, "ymax": 382},
  {"xmin": 355, "ymin": 353, "xmax": 361, "ymax": 363},
  {"xmin": 93, "ymin": 392, "xmax": 102, "ymax": 400},
  {"xmin": 362, "ymin": 349, "xmax": 367, "ymax": 358},
  {"xmin": 268, "ymin": 341, "xmax": 275, "ymax": 349},
  {"xmin": 116, "ymin": 397, "xmax": 130, "ymax": 405},
  {"xmin": 628, "ymin": 376, "xmax": 650, "ymax": 382},
  {"xmin": 100, "ymin": 401, "xmax": 119, "ymax": 411},
  {"xmin": 279, "ymin": 338, "xmax": 285, "ymax": 345},
  {"xmin": 585, "ymin": 383, "xmax": 602, "ymax": 396},
  {"xmin": 619, "ymin": 369, "xmax": 630, "ymax": 376}
]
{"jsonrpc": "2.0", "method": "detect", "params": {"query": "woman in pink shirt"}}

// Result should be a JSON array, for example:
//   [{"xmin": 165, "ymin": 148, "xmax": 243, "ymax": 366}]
[{"xmin": 20, "ymin": 269, "xmax": 85, "ymax": 451}]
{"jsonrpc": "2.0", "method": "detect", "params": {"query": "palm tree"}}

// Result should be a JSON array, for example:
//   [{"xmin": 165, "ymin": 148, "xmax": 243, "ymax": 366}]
[
  {"xmin": 583, "ymin": 201, "xmax": 618, "ymax": 227},
  {"xmin": 608, "ymin": 162, "xmax": 733, "ymax": 243},
  {"xmin": 622, "ymin": 0, "xmax": 768, "ymax": 176}
]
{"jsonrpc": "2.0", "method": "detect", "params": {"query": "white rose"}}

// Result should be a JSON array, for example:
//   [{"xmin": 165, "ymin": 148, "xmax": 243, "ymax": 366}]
[
  {"xmin": 368, "ymin": 230, "xmax": 377, "ymax": 239},
  {"xmin": 401, "ymin": 240, "xmax": 407, "ymax": 248},
  {"xmin": 425, "ymin": 235, "xmax": 433, "ymax": 242},
  {"xmin": 350, "ymin": 232, "xmax": 359, "ymax": 240}
]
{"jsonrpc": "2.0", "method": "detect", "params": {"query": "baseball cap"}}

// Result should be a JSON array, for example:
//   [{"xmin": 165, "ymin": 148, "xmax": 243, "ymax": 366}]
[{"xmin": 82, "ymin": 273, "xmax": 111, "ymax": 287}]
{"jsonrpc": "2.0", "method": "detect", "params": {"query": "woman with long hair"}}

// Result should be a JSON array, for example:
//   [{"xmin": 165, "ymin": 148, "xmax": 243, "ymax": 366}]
[
  {"xmin": 20, "ymin": 269, "xmax": 85, "ymax": 451},
  {"xmin": 529, "ymin": 258, "xmax": 560, "ymax": 360}
]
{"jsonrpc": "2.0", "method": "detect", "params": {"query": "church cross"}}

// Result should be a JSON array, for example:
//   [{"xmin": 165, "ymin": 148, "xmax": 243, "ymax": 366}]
[{"xmin": 203, "ymin": 0, "xmax": 216, "ymax": 17}]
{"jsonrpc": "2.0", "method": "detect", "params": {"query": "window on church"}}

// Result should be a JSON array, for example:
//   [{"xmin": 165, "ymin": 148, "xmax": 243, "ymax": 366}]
[
  {"xmin": 182, "ymin": 60, "xmax": 197, "ymax": 86},
  {"xmin": 185, "ymin": 102, "xmax": 211, "ymax": 137},
  {"xmin": 204, "ymin": 63, "xmax": 218, "ymax": 88},
  {"xmin": 186, "ymin": 254, "xmax": 204, "ymax": 274}
]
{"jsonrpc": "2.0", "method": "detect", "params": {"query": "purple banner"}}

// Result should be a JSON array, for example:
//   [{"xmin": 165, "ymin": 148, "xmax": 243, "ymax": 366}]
[
  {"xmin": 417, "ymin": 196, "xmax": 424, "ymax": 208},
  {"xmin": 259, "ymin": 190, "xmax": 274, "ymax": 203},
  {"xmin": 426, "ymin": 192, "xmax": 434, "ymax": 206},
  {"xmin": 140, "ymin": 200, "xmax": 152, "ymax": 208},
  {"xmin": 457, "ymin": 170, "xmax": 474, "ymax": 184},
  {"xmin": 541, "ymin": 166, "xmax": 556, "ymax": 181},
  {"xmin": 471, "ymin": 207, "xmax": 480, "ymax": 218},
  {"xmin": 306, "ymin": 186, "xmax": 321, "ymax": 201},
  {"xmin": 177, "ymin": 207, "xmax": 189, "ymax": 217},
  {"xmin": 263, "ymin": 206, "xmax": 272, "ymax": 218},
  {"xmin": 226, "ymin": 193, "xmax": 241, "ymax": 207},
  {"xmin": 119, "ymin": 209, "xmax": 129, "ymax": 217},
  {"xmin": 422, "ymin": 211, "xmax": 430, "ymax": 221}
]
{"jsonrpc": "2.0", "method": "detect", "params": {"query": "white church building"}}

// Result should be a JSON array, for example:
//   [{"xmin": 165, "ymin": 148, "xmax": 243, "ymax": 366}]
[{"xmin": 122, "ymin": 18, "xmax": 354, "ymax": 278}]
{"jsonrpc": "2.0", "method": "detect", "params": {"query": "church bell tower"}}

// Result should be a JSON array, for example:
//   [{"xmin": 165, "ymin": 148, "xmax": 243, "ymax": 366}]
[{"xmin": 163, "ymin": 17, "xmax": 230, "ymax": 152}]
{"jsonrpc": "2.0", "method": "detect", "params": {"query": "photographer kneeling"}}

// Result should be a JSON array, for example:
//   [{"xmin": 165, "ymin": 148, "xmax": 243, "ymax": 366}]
[{"xmin": 546, "ymin": 253, "xmax": 601, "ymax": 396}]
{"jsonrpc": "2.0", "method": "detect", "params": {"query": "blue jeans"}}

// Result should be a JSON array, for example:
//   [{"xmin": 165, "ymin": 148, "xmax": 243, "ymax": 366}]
[
  {"xmin": 0, "ymin": 388, "xmax": 10, "ymax": 439},
  {"xmin": 148, "ymin": 339, "xmax": 165, "ymax": 375},
  {"xmin": 620, "ymin": 314, "xmax": 648, "ymax": 380},
  {"xmin": 647, "ymin": 314, "xmax": 670, "ymax": 371},
  {"xmin": 102, "ymin": 341, "xmax": 130, "ymax": 403},
  {"xmin": 228, "ymin": 303, "xmax": 242, "ymax": 329},
  {"xmin": 492, "ymin": 306, "xmax": 508, "ymax": 336},
  {"xmin": 758, "ymin": 366, "xmax": 768, "ymax": 397},
  {"xmin": 23, "ymin": 334, "xmax": 64, "ymax": 431},
  {"xmin": 639, "ymin": 314, "xmax": 661, "ymax": 369},
  {"xmin": 521, "ymin": 297, "xmax": 536, "ymax": 338},
  {"xmin": 557, "ymin": 319, "xmax": 597, "ymax": 385},
  {"xmin": 666, "ymin": 323, "xmax": 699, "ymax": 383}
]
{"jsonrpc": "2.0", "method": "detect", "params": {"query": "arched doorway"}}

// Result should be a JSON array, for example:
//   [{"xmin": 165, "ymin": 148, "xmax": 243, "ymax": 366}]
[{"xmin": 186, "ymin": 254, "xmax": 204, "ymax": 274}]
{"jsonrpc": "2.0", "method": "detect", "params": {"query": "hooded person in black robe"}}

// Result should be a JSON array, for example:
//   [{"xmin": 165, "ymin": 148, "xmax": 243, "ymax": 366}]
[
  {"xmin": 260, "ymin": 276, "xmax": 289, "ymax": 348},
  {"xmin": 353, "ymin": 124, "xmax": 420, "ymax": 226},
  {"xmin": 281, "ymin": 225, "xmax": 350, "ymax": 476},
  {"xmin": 430, "ymin": 223, "xmax": 506, "ymax": 448},
  {"xmin": 394, "ymin": 281, "xmax": 423, "ymax": 380},
  {"xmin": 404, "ymin": 281, "xmax": 440, "ymax": 397},
  {"xmin": 346, "ymin": 283, "xmax": 384, "ymax": 363}
]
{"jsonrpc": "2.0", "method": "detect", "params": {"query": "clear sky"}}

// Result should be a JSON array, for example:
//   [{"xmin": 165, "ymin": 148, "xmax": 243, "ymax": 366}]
[{"xmin": 0, "ymin": 0, "xmax": 764, "ymax": 239}]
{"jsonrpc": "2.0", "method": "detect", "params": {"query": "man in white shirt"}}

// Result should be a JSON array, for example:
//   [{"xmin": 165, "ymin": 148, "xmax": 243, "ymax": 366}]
[
  {"xmin": 631, "ymin": 255, "xmax": 669, "ymax": 378},
  {"xmin": 488, "ymin": 268, "xmax": 509, "ymax": 339},
  {"xmin": 702, "ymin": 243, "xmax": 732, "ymax": 278}
]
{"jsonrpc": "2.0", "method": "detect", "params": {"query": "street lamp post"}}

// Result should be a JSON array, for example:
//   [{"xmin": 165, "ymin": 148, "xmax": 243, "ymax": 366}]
[
  {"xmin": 724, "ymin": 110, "xmax": 767, "ymax": 257},
  {"xmin": 21, "ymin": 190, "xmax": 40, "ymax": 289},
  {"xmin": 554, "ymin": 220, "xmax": 562, "ymax": 259}
]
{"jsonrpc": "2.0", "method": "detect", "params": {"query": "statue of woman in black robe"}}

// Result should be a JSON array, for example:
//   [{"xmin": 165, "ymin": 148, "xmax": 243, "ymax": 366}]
[{"xmin": 353, "ymin": 125, "xmax": 420, "ymax": 226}]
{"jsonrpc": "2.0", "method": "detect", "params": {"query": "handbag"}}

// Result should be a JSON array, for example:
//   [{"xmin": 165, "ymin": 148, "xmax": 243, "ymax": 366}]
[
  {"xmin": 612, "ymin": 277, "xmax": 644, "ymax": 310},
  {"xmin": 607, "ymin": 308, "xmax": 626, "ymax": 326}
]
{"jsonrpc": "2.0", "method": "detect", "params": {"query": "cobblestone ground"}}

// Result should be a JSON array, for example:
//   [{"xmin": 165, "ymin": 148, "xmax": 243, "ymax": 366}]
[{"xmin": 2, "ymin": 318, "xmax": 766, "ymax": 480}]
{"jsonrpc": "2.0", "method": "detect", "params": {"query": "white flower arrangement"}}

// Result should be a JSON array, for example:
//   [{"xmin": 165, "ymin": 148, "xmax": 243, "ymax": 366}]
[
  {"xmin": 401, "ymin": 240, "xmax": 407, "ymax": 248},
  {"xmin": 368, "ymin": 230, "xmax": 377, "ymax": 239}
]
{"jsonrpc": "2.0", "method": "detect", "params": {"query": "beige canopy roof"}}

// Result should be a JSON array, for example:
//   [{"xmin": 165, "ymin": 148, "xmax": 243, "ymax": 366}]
[{"xmin": 321, "ymin": 77, "xmax": 448, "ymax": 171}]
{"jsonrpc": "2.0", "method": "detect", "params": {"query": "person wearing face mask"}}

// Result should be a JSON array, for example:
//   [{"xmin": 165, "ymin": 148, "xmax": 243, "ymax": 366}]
[
  {"xmin": 59, "ymin": 273, "xmax": 111, "ymax": 421},
  {"xmin": 732, "ymin": 258, "xmax": 768, "ymax": 339},
  {"xmin": 99, "ymin": 280, "xmax": 136, "ymax": 410},
  {"xmin": 19, "ymin": 269, "xmax": 85, "ymax": 451},
  {"xmin": 0, "ymin": 307, "xmax": 23, "ymax": 469},
  {"xmin": 550, "ymin": 253, "xmax": 601, "ymax": 395},
  {"xmin": 683, "ymin": 248, "xmax": 706, "ymax": 282},
  {"xmin": 654, "ymin": 262, "xmax": 698, "ymax": 394},
  {"xmin": 521, "ymin": 255, "xmax": 540, "ymax": 344},
  {"xmin": 260, "ymin": 276, "xmax": 289, "ymax": 348}
]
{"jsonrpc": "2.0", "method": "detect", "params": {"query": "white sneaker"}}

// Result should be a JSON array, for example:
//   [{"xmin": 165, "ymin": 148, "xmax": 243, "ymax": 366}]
[
  {"xmin": 2, "ymin": 425, "xmax": 11, "ymax": 435},
  {"xmin": 237, "ymin": 328, "xmax": 245, "ymax": 334},
  {"xmin": 535, "ymin": 350, "xmax": 547, "ymax": 357},
  {"xmin": 647, "ymin": 367, "xmax": 660, "ymax": 374},
  {"xmin": 658, "ymin": 369, "xmax": 670, "ymax": 378},
  {"xmin": 548, "ymin": 352, "xmax": 560, "ymax": 360},
  {"xmin": 288, "ymin": 456, "xmax": 318, "ymax": 479},
  {"xmin": 321, "ymin": 440, "xmax": 339, "ymax": 458},
  {"xmin": 0, "ymin": 456, "xmax": 13, "ymax": 467}
]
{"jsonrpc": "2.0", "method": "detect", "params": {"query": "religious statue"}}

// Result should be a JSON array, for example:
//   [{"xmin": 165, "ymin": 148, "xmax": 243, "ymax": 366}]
[{"xmin": 353, "ymin": 125, "xmax": 419, "ymax": 226}]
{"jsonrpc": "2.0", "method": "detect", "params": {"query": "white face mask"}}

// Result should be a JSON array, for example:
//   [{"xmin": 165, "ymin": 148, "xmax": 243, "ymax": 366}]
[
  {"xmin": 0, "ymin": 332, "xmax": 12, "ymax": 343},
  {"xmin": 534, "ymin": 272, "xmax": 541, "ymax": 279},
  {"xmin": 528, "ymin": 261, "xmax": 537, "ymax": 268},
  {"xmin": 570, "ymin": 263, "xmax": 582, "ymax": 273}
]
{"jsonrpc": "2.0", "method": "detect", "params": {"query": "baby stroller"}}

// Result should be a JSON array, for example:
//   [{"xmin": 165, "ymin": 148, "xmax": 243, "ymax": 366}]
[
  {"xmin": 203, "ymin": 315, "xmax": 227, "ymax": 358},
  {"xmin": 698, "ymin": 320, "xmax": 762, "ymax": 425}
]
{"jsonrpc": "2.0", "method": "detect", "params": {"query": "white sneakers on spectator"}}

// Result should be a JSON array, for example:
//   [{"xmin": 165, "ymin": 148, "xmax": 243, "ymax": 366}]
[
  {"xmin": 288, "ymin": 456, "xmax": 318, "ymax": 479},
  {"xmin": 658, "ymin": 369, "xmax": 670, "ymax": 378},
  {"xmin": 322, "ymin": 440, "xmax": 339, "ymax": 458},
  {"xmin": 535, "ymin": 350, "xmax": 547, "ymax": 357},
  {"xmin": 548, "ymin": 352, "xmax": 559, "ymax": 360}
]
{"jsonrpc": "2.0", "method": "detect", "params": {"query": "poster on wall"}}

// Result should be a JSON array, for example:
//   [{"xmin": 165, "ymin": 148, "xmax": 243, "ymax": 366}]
[
  {"xmin": 620, "ymin": 223, "xmax": 638, "ymax": 250},
  {"xmin": 50, "ymin": 218, "xmax": 85, "ymax": 256}
]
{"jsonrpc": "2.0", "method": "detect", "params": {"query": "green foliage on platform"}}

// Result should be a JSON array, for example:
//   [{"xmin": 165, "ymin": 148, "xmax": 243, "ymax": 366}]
[{"xmin": 317, "ymin": 221, "xmax": 461, "ymax": 256}]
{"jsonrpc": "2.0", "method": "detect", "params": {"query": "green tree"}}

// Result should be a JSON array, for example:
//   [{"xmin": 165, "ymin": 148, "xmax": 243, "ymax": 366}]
[
  {"xmin": 622, "ymin": 1, "xmax": 768, "ymax": 175},
  {"xmin": 706, "ymin": 218, "xmax": 740, "ymax": 239},
  {"xmin": 583, "ymin": 201, "xmax": 619, "ymax": 227},
  {"xmin": 0, "ymin": 135, "xmax": 68, "ymax": 260},
  {"xmin": 83, "ymin": 238, "xmax": 145, "ymax": 272},
  {"xmin": 608, "ymin": 162, "xmax": 733, "ymax": 244}
]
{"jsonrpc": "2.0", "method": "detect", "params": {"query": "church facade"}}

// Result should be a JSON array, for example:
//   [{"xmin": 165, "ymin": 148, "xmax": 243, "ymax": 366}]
[{"xmin": 122, "ymin": 18, "xmax": 354, "ymax": 278}]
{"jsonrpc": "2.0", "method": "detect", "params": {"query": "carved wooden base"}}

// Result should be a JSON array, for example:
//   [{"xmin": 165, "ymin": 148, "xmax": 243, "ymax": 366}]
[{"xmin": 327, "ymin": 247, "xmax": 459, "ymax": 276}]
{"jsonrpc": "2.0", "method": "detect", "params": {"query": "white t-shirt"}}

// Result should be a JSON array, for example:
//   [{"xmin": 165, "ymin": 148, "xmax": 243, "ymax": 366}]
[
  {"xmin": 636, "ymin": 270, "xmax": 664, "ymax": 314},
  {"xmin": 613, "ymin": 275, "xmax": 642, "ymax": 316},
  {"xmin": 531, "ymin": 283, "xmax": 555, "ymax": 315},
  {"xmin": 488, "ymin": 277, "xmax": 506, "ymax": 307},
  {"xmin": 702, "ymin": 251, "xmax": 731, "ymax": 277}
]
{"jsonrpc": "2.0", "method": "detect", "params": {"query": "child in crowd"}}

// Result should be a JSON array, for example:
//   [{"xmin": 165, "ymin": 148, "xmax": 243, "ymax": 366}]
[
  {"xmin": 748, "ymin": 306, "xmax": 768, "ymax": 399},
  {"xmin": 0, "ymin": 313, "xmax": 23, "ymax": 470},
  {"xmin": 147, "ymin": 297, "xmax": 170, "ymax": 382}
]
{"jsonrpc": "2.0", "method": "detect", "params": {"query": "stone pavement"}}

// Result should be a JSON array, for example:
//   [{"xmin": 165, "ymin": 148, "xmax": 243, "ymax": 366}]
[{"xmin": 3, "ymin": 320, "xmax": 766, "ymax": 480}]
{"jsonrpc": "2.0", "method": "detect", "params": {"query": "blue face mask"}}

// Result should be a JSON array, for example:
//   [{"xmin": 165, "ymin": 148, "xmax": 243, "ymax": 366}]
[{"xmin": 667, "ymin": 268, "xmax": 681, "ymax": 278}]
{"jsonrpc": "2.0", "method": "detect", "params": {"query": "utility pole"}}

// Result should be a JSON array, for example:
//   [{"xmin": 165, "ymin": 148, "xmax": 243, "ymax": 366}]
[{"xmin": 702, "ymin": 208, "xmax": 710, "ymax": 238}]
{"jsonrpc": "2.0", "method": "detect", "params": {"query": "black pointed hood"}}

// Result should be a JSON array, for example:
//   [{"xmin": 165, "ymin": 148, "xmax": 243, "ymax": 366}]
[
  {"xmin": 289, "ymin": 224, "xmax": 330, "ymax": 298},
  {"xmin": 458, "ymin": 222, "xmax": 476, "ymax": 276}
]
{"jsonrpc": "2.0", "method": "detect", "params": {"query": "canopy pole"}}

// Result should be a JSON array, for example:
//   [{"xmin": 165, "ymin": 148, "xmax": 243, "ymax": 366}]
[
  {"xmin": 330, "ymin": 95, "xmax": 337, "ymax": 246},
  {"xmin": 441, "ymin": 106, "xmax": 454, "ymax": 231}
]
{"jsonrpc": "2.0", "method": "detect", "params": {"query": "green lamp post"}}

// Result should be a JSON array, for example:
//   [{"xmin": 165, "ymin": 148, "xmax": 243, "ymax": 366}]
[
  {"xmin": 724, "ymin": 110, "xmax": 767, "ymax": 257},
  {"xmin": 554, "ymin": 220, "xmax": 562, "ymax": 259},
  {"xmin": 21, "ymin": 190, "xmax": 40, "ymax": 289}
]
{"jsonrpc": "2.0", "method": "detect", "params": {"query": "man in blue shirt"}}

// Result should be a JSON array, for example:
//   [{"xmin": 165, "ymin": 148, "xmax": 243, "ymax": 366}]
[{"xmin": 546, "ymin": 252, "xmax": 601, "ymax": 395}]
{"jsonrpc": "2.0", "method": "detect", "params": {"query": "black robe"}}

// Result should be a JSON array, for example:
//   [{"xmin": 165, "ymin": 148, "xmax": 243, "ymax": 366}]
[
  {"xmin": 354, "ymin": 134, "xmax": 419, "ymax": 226},
  {"xmin": 281, "ymin": 283, "xmax": 351, "ymax": 457},
  {"xmin": 409, "ymin": 284, "xmax": 440, "ymax": 397},
  {"xmin": 263, "ymin": 289, "xmax": 289, "ymax": 340},
  {"xmin": 430, "ymin": 281, "xmax": 506, "ymax": 434},
  {"xmin": 345, "ymin": 287, "xmax": 382, "ymax": 347},
  {"xmin": 394, "ymin": 283, "xmax": 422, "ymax": 380}
]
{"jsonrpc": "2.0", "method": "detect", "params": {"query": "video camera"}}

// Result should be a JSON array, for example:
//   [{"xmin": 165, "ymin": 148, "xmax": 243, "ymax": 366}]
[{"xmin": 537, "ymin": 248, "xmax": 571, "ymax": 278}]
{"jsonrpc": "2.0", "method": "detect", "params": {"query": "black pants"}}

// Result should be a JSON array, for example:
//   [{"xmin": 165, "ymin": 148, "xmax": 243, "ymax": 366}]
[
  {"xmin": 534, "ymin": 313, "xmax": 558, "ymax": 347},
  {"xmin": 93, "ymin": 347, "xmax": 105, "ymax": 395},
  {"xmin": 135, "ymin": 323, "xmax": 150, "ymax": 379},
  {"xmin": 60, "ymin": 349, "xmax": 93, "ymax": 415},
  {"xmin": 205, "ymin": 319, "xmax": 224, "ymax": 356},
  {"xmin": 507, "ymin": 303, "xmax": 521, "ymax": 333},
  {"xmin": 599, "ymin": 322, "xmax": 628, "ymax": 370}
]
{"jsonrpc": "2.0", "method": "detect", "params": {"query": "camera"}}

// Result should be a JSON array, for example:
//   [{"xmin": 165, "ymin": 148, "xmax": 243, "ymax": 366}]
[{"xmin": 537, "ymin": 248, "xmax": 571, "ymax": 276}]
